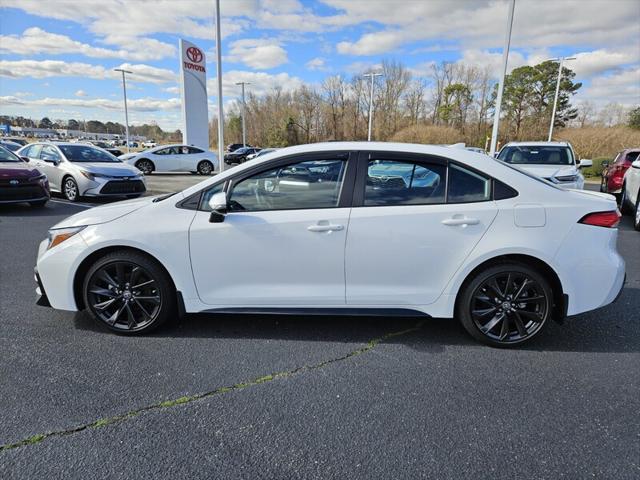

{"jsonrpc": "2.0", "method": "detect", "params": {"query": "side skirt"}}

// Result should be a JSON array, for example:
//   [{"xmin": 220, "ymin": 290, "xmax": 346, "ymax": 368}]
[{"xmin": 200, "ymin": 307, "xmax": 431, "ymax": 317}]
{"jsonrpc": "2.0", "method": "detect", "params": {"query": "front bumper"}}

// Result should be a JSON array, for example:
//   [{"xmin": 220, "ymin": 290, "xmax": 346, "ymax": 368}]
[
  {"xmin": 80, "ymin": 176, "xmax": 146, "ymax": 197},
  {"xmin": 34, "ymin": 267, "xmax": 51, "ymax": 307}
]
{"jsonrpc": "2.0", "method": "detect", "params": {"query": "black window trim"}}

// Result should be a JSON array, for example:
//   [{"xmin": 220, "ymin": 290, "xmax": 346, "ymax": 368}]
[
  {"xmin": 177, "ymin": 150, "xmax": 358, "ymax": 212},
  {"xmin": 353, "ymin": 150, "xmax": 518, "ymax": 208}
]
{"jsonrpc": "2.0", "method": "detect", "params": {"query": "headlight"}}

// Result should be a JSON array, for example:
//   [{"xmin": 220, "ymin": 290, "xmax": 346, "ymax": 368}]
[
  {"xmin": 28, "ymin": 174, "xmax": 46, "ymax": 183},
  {"xmin": 554, "ymin": 174, "xmax": 578, "ymax": 183},
  {"xmin": 80, "ymin": 170, "xmax": 105, "ymax": 181},
  {"xmin": 47, "ymin": 226, "xmax": 86, "ymax": 250}
]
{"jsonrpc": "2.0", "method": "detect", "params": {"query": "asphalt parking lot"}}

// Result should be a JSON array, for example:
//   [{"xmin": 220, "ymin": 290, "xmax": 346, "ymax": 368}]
[{"xmin": 0, "ymin": 183, "xmax": 638, "ymax": 479}]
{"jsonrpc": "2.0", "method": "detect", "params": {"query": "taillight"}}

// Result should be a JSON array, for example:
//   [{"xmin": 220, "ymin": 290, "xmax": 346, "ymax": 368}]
[
  {"xmin": 579, "ymin": 210, "xmax": 621, "ymax": 228},
  {"xmin": 610, "ymin": 167, "xmax": 625, "ymax": 186}
]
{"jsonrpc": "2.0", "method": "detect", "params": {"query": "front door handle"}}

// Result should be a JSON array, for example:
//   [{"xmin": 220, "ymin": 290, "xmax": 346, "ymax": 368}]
[
  {"xmin": 308, "ymin": 221, "xmax": 344, "ymax": 232},
  {"xmin": 441, "ymin": 216, "xmax": 480, "ymax": 227}
]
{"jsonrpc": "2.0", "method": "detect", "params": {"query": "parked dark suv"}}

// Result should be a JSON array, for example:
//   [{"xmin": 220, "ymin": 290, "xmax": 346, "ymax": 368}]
[
  {"xmin": 224, "ymin": 147, "xmax": 262, "ymax": 165},
  {"xmin": 226, "ymin": 143, "xmax": 253, "ymax": 153}
]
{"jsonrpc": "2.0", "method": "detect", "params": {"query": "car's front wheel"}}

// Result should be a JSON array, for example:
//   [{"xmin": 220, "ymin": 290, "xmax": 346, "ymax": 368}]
[
  {"xmin": 197, "ymin": 160, "xmax": 214, "ymax": 175},
  {"xmin": 457, "ymin": 263, "xmax": 553, "ymax": 347},
  {"xmin": 63, "ymin": 176, "xmax": 80, "ymax": 202},
  {"xmin": 83, "ymin": 250, "xmax": 176, "ymax": 334},
  {"xmin": 135, "ymin": 159, "xmax": 154, "ymax": 175},
  {"xmin": 634, "ymin": 194, "xmax": 640, "ymax": 231}
]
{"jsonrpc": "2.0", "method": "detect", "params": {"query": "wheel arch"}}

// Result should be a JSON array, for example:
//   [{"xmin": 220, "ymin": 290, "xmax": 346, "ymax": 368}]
[
  {"xmin": 453, "ymin": 253, "xmax": 566, "ymax": 322},
  {"xmin": 135, "ymin": 158, "xmax": 155, "ymax": 171},
  {"xmin": 73, "ymin": 245, "xmax": 177, "ymax": 310}
]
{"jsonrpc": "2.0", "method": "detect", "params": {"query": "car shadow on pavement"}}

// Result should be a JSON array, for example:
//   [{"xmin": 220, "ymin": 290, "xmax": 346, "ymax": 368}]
[{"xmin": 72, "ymin": 286, "xmax": 639, "ymax": 354}]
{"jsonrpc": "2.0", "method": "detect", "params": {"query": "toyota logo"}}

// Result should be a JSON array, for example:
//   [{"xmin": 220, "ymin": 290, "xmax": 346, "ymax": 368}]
[
  {"xmin": 9, "ymin": 179, "xmax": 19, "ymax": 186},
  {"xmin": 186, "ymin": 47, "xmax": 203, "ymax": 63}
]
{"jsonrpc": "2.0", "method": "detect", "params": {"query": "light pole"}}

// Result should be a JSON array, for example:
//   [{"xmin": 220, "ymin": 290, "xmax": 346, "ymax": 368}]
[
  {"xmin": 489, "ymin": 0, "xmax": 515, "ymax": 157},
  {"xmin": 547, "ymin": 56, "xmax": 575, "ymax": 141},
  {"xmin": 235, "ymin": 82, "xmax": 250, "ymax": 147},
  {"xmin": 214, "ymin": 0, "xmax": 225, "ymax": 172},
  {"xmin": 363, "ymin": 71, "xmax": 383, "ymax": 141},
  {"xmin": 114, "ymin": 68, "xmax": 132, "ymax": 152}
]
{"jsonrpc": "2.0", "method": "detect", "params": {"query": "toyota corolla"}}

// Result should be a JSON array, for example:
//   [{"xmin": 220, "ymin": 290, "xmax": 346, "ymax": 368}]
[{"xmin": 34, "ymin": 142, "xmax": 625, "ymax": 347}]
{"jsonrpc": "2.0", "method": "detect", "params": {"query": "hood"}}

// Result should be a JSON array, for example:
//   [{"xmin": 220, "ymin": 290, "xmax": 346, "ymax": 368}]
[
  {"xmin": 52, "ymin": 195, "xmax": 154, "ymax": 229},
  {"xmin": 76, "ymin": 162, "xmax": 141, "ymax": 177},
  {"xmin": 0, "ymin": 161, "xmax": 43, "ymax": 180},
  {"xmin": 118, "ymin": 153, "xmax": 137, "ymax": 161},
  {"xmin": 514, "ymin": 164, "xmax": 577, "ymax": 180}
]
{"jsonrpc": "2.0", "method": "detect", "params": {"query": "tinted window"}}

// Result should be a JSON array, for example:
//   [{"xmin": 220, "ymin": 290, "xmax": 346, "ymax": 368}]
[
  {"xmin": 154, "ymin": 148, "xmax": 171, "ymax": 155},
  {"xmin": 188, "ymin": 147, "xmax": 204, "ymax": 154},
  {"xmin": 58, "ymin": 145, "xmax": 120, "ymax": 163},
  {"xmin": 627, "ymin": 152, "xmax": 640, "ymax": 162},
  {"xmin": 40, "ymin": 145, "xmax": 61, "ymax": 162},
  {"xmin": 229, "ymin": 158, "xmax": 347, "ymax": 211},
  {"xmin": 364, "ymin": 159, "xmax": 445, "ymax": 206},
  {"xmin": 448, "ymin": 164, "xmax": 491, "ymax": 203},
  {"xmin": 498, "ymin": 146, "xmax": 574, "ymax": 165}
]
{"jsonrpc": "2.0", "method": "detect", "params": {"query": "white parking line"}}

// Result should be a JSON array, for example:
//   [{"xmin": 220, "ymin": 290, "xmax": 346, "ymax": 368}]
[{"xmin": 50, "ymin": 199, "xmax": 94, "ymax": 209}]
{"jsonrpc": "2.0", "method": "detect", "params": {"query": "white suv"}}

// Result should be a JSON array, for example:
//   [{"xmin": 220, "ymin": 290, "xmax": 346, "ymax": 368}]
[
  {"xmin": 497, "ymin": 141, "xmax": 592, "ymax": 189},
  {"xmin": 621, "ymin": 157, "xmax": 640, "ymax": 230}
]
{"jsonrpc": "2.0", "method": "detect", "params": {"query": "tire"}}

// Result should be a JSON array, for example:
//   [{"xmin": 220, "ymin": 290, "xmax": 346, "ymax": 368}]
[
  {"xmin": 135, "ymin": 159, "xmax": 154, "ymax": 175},
  {"xmin": 197, "ymin": 160, "xmax": 214, "ymax": 175},
  {"xmin": 29, "ymin": 199, "xmax": 48, "ymax": 207},
  {"xmin": 83, "ymin": 250, "xmax": 176, "ymax": 334},
  {"xmin": 457, "ymin": 263, "xmax": 553, "ymax": 347},
  {"xmin": 619, "ymin": 184, "xmax": 631, "ymax": 215},
  {"xmin": 63, "ymin": 176, "xmax": 80, "ymax": 202},
  {"xmin": 634, "ymin": 194, "xmax": 640, "ymax": 231}
]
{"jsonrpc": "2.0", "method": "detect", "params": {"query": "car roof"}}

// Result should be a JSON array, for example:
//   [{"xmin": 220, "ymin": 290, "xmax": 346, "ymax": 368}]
[{"xmin": 502, "ymin": 141, "xmax": 571, "ymax": 147}]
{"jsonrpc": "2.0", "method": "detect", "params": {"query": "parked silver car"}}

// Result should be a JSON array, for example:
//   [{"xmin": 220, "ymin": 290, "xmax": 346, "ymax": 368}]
[{"xmin": 17, "ymin": 142, "xmax": 146, "ymax": 202}]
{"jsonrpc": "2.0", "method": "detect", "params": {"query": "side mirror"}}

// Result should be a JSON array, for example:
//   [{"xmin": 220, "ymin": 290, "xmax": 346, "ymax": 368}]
[
  {"xmin": 208, "ymin": 191, "xmax": 228, "ymax": 223},
  {"xmin": 578, "ymin": 159, "xmax": 593, "ymax": 168},
  {"xmin": 20, "ymin": 156, "xmax": 30, "ymax": 163}
]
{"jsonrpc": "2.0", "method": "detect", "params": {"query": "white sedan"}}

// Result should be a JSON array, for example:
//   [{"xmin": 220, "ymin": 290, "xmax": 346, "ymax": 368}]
[
  {"xmin": 35, "ymin": 142, "xmax": 625, "ymax": 347},
  {"xmin": 120, "ymin": 144, "xmax": 218, "ymax": 175},
  {"xmin": 621, "ymin": 157, "xmax": 640, "ymax": 230}
]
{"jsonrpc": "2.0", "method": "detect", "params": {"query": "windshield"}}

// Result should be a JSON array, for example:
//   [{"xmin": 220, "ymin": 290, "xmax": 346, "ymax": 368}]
[
  {"xmin": 1, "ymin": 142, "xmax": 21, "ymax": 152},
  {"xmin": 498, "ymin": 146, "xmax": 574, "ymax": 166},
  {"xmin": 59, "ymin": 145, "xmax": 121, "ymax": 163},
  {"xmin": 0, "ymin": 146, "xmax": 22, "ymax": 162}
]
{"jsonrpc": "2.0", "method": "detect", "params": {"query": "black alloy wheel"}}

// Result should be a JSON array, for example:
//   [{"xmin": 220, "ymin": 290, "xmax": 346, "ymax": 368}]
[
  {"xmin": 83, "ymin": 251, "xmax": 175, "ymax": 334},
  {"xmin": 63, "ymin": 176, "xmax": 79, "ymax": 202},
  {"xmin": 197, "ymin": 160, "xmax": 213, "ymax": 175},
  {"xmin": 135, "ymin": 159, "xmax": 154, "ymax": 175},
  {"xmin": 458, "ymin": 264, "xmax": 552, "ymax": 347}
]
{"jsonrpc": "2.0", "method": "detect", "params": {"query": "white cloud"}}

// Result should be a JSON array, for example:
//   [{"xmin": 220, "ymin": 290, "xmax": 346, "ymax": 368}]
[
  {"xmin": 207, "ymin": 70, "xmax": 304, "ymax": 97},
  {"xmin": 579, "ymin": 67, "xmax": 640, "ymax": 107},
  {"xmin": 163, "ymin": 86, "xmax": 181, "ymax": 94},
  {"xmin": 0, "ymin": 60, "xmax": 176, "ymax": 84},
  {"xmin": 305, "ymin": 57, "xmax": 328, "ymax": 71},
  {"xmin": 0, "ymin": 95, "xmax": 181, "ymax": 112},
  {"xmin": 225, "ymin": 38, "xmax": 289, "ymax": 69},
  {"xmin": 75, "ymin": 90, "xmax": 87, "ymax": 97},
  {"xmin": 571, "ymin": 48, "xmax": 640, "ymax": 77},
  {"xmin": 0, "ymin": 28, "xmax": 175, "ymax": 61}
]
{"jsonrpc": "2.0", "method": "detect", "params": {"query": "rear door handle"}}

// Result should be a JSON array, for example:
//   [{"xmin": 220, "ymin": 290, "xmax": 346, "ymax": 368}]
[
  {"xmin": 308, "ymin": 221, "xmax": 344, "ymax": 232},
  {"xmin": 441, "ymin": 216, "xmax": 480, "ymax": 226}
]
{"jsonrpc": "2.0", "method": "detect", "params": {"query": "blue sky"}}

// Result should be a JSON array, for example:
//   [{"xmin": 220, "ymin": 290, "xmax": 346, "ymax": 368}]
[{"xmin": 1, "ymin": 0, "xmax": 638, "ymax": 130}]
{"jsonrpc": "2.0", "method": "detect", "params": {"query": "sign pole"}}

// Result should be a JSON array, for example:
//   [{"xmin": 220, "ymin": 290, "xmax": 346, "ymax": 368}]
[
  {"xmin": 114, "ymin": 68, "xmax": 132, "ymax": 153},
  {"xmin": 489, "ymin": 0, "xmax": 515, "ymax": 157},
  {"xmin": 214, "ymin": 0, "xmax": 225, "ymax": 172}
]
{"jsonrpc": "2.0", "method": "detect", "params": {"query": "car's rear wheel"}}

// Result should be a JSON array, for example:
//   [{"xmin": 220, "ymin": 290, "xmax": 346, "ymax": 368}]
[
  {"xmin": 197, "ymin": 160, "xmax": 214, "ymax": 175},
  {"xmin": 135, "ymin": 159, "xmax": 154, "ymax": 175},
  {"xmin": 619, "ymin": 184, "xmax": 631, "ymax": 215},
  {"xmin": 83, "ymin": 251, "xmax": 176, "ymax": 334},
  {"xmin": 63, "ymin": 176, "xmax": 79, "ymax": 202},
  {"xmin": 457, "ymin": 263, "xmax": 553, "ymax": 347}
]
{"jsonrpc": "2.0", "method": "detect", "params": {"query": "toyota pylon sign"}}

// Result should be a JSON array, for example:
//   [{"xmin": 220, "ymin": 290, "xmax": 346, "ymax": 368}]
[{"xmin": 179, "ymin": 39, "xmax": 209, "ymax": 149}]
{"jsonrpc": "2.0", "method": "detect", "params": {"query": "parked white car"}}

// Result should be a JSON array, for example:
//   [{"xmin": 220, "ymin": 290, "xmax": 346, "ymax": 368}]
[
  {"xmin": 120, "ymin": 144, "xmax": 218, "ymax": 175},
  {"xmin": 497, "ymin": 141, "xmax": 592, "ymax": 189},
  {"xmin": 35, "ymin": 142, "xmax": 624, "ymax": 347},
  {"xmin": 18, "ymin": 142, "xmax": 146, "ymax": 201},
  {"xmin": 141, "ymin": 140, "xmax": 157, "ymax": 148},
  {"xmin": 620, "ymin": 157, "xmax": 640, "ymax": 230}
]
